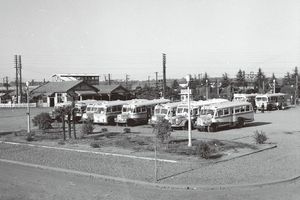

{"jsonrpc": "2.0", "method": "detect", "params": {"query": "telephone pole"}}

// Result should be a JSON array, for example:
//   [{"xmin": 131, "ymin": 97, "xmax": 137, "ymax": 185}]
[
  {"xmin": 295, "ymin": 67, "xmax": 298, "ymax": 105},
  {"xmin": 15, "ymin": 55, "xmax": 19, "ymax": 103},
  {"xmin": 108, "ymin": 74, "xmax": 111, "ymax": 85},
  {"xmin": 19, "ymin": 55, "xmax": 23, "ymax": 102},
  {"xmin": 162, "ymin": 53, "xmax": 166, "ymax": 98},
  {"xmin": 125, "ymin": 74, "xmax": 130, "ymax": 86},
  {"xmin": 155, "ymin": 72, "xmax": 158, "ymax": 89}
]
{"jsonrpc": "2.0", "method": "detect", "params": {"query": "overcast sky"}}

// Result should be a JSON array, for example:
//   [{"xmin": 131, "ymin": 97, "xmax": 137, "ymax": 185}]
[{"xmin": 0, "ymin": 0, "xmax": 299, "ymax": 82}]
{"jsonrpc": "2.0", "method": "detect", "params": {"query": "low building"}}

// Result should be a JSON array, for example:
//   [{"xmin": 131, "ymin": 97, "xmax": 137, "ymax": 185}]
[
  {"xmin": 96, "ymin": 84, "xmax": 132, "ymax": 101},
  {"xmin": 31, "ymin": 81, "xmax": 99, "ymax": 107},
  {"xmin": 51, "ymin": 73, "xmax": 100, "ymax": 85}
]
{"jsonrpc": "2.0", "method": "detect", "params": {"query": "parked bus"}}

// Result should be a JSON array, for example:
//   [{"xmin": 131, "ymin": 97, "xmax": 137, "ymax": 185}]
[
  {"xmin": 81, "ymin": 101, "xmax": 107, "ymax": 121},
  {"xmin": 148, "ymin": 101, "xmax": 182, "ymax": 125},
  {"xmin": 195, "ymin": 101, "xmax": 254, "ymax": 132},
  {"xmin": 170, "ymin": 98, "xmax": 228, "ymax": 130},
  {"xmin": 115, "ymin": 98, "xmax": 170, "ymax": 126},
  {"xmin": 93, "ymin": 100, "xmax": 133, "ymax": 125},
  {"xmin": 255, "ymin": 93, "xmax": 290, "ymax": 111}
]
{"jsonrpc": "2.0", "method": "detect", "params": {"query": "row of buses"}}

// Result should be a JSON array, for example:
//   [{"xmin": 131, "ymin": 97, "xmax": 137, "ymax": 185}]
[{"xmin": 67, "ymin": 92, "xmax": 290, "ymax": 132}]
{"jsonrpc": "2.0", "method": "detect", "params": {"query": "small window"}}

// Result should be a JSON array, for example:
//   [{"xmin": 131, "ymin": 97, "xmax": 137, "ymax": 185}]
[
  {"xmin": 241, "ymin": 106, "xmax": 245, "ymax": 112},
  {"xmin": 217, "ymin": 110, "xmax": 223, "ymax": 117},
  {"xmin": 224, "ymin": 108, "xmax": 229, "ymax": 115},
  {"xmin": 235, "ymin": 107, "xmax": 241, "ymax": 113},
  {"xmin": 246, "ymin": 105, "xmax": 250, "ymax": 111}
]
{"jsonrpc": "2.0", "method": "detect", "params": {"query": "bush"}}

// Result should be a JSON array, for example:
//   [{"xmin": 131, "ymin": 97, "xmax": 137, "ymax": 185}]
[
  {"xmin": 32, "ymin": 112, "xmax": 53, "ymax": 130},
  {"xmin": 90, "ymin": 141, "xmax": 101, "ymax": 148},
  {"xmin": 254, "ymin": 130, "xmax": 268, "ymax": 144},
  {"xmin": 26, "ymin": 134, "xmax": 34, "ymax": 142},
  {"xmin": 153, "ymin": 119, "xmax": 172, "ymax": 143},
  {"xmin": 123, "ymin": 128, "xmax": 131, "ymax": 133},
  {"xmin": 81, "ymin": 120, "xmax": 94, "ymax": 136},
  {"xmin": 196, "ymin": 141, "xmax": 212, "ymax": 159},
  {"xmin": 58, "ymin": 140, "xmax": 65, "ymax": 145},
  {"xmin": 101, "ymin": 128, "xmax": 108, "ymax": 132}
]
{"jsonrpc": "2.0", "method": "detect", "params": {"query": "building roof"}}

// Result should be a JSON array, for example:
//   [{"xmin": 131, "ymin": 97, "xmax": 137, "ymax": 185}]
[
  {"xmin": 52, "ymin": 73, "xmax": 100, "ymax": 77},
  {"xmin": 30, "ymin": 80, "xmax": 100, "ymax": 97},
  {"xmin": 96, "ymin": 84, "xmax": 129, "ymax": 94}
]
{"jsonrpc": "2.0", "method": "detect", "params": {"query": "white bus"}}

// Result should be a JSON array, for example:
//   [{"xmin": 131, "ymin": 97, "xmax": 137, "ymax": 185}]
[
  {"xmin": 170, "ymin": 98, "xmax": 229, "ymax": 130},
  {"xmin": 255, "ymin": 93, "xmax": 290, "ymax": 111},
  {"xmin": 115, "ymin": 98, "xmax": 170, "ymax": 126},
  {"xmin": 148, "ymin": 101, "xmax": 182, "ymax": 125},
  {"xmin": 81, "ymin": 101, "xmax": 107, "ymax": 121},
  {"xmin": 195, "ymin": 101, "xmax": 254, "ymax": 132},
  {"xmin": 93, "ymin": 100, "xmax": 133, "ymax": 125}
]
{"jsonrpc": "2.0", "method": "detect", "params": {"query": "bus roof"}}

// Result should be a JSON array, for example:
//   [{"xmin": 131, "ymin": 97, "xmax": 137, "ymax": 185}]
[
  {"xmin": 202, "ymin": 101, "xmax": 252, "ymax": 110},
  {"xmin": 124, "ymin": 98, "xmax": 170, "ymax": 107},
  {"xmin": 233, "ymin": 93, "xmax": 257, "ymax": 97},
  {"xmin": 177, "ymin": 99, "xmax": 228, "ymax": 108},
  {"xmin": 255, "ymin": 93, "xmax": 287, "ymax": 98}
]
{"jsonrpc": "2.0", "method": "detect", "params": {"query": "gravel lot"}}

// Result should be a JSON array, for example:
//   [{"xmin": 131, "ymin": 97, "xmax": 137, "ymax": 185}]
[{"xmin": 0, "ymin": 106, "xmax": 299, "ymax": 186}]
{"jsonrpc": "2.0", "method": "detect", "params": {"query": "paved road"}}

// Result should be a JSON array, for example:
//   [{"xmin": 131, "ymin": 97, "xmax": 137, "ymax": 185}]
[{"xmin": 0, "ymin": 161, "xmax": 299, "ymax": 200}]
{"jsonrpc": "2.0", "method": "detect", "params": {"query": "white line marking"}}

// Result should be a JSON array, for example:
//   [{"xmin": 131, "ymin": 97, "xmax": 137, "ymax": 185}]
[{"xmin": 0, "ymin": 141, "xmax": 177, "ymax": 163}]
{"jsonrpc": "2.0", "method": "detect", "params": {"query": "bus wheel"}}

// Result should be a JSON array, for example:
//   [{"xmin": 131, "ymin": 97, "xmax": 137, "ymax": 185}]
[
  {"xmin": 108, "ymin": 117, "xmax": 116, "ymax": 125},
  {"xmin": 237, "ymin": 118, "xmax": 245, "ymax": 128},
  {"xmin": 127, "ymin": 119, "xmax": 135, "ymax": 126},
  {"xmin": 182, "ymin": 122, "xmax": 188, "ymax": 130},
  {"xmin": 208, "ymin": 124, "xmax": 217, "ymax": 132}
]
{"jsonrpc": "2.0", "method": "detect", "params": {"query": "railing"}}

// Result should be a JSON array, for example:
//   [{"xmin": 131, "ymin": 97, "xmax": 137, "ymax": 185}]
[{"xmin": 0, "ymin": 103, "xmax": 36, "ymax": 108}]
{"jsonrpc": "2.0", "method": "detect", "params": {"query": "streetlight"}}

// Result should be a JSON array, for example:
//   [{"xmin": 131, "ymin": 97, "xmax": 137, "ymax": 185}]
[
  {"xmin": 26, "ymin": 81, "xmax": 31, "ymax": 134},
  {"xmin": 186, "ymin": 75, "xmax": 192, "ymax": 147}
]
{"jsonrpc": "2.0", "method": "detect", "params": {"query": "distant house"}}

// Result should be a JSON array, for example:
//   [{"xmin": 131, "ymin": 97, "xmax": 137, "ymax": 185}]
[
  {"xmin": 31, "ymin": 81, "xmax": 99, "ymax": 107},
  {"xmin": 96, "ymin": 84, "xmax": 132, "ymax": 101},
  {"xmin": 51, "ymin": 73, "xmax": 100, "ymax": 85}
]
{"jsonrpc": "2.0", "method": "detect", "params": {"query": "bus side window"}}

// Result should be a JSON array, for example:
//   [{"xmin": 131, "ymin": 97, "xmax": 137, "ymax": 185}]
[
  {"xmin": 107, "ymin": 107, "xmax": 112, "ymax": 113},
  {"xmin": 217, "ymin": 110, "xmax": 223, "ymax": 117},
  {"xmin": 235, "ymin": 107, "xmax": 241, "ymax": 113},
  {"xmin": 246, "ymin": 105, "xmax": 250, "ymax": 111},
  {"xmin": 224, "ymin": 108, "xmax": 229, "ymax": 115},
  {"xmin": 241, "ymin": 106, "xmax": 245, "ymax": 112}
]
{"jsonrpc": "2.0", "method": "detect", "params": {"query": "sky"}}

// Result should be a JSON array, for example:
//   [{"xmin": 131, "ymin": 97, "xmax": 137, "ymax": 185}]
[{"xmin": 0, "ymin": 0, "xmax": 299, "ymax": 82}]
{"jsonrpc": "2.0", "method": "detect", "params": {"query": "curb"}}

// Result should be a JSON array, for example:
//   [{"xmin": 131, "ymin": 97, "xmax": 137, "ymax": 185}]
[{"xmin": 0, "ymin": 158, "xmax": 299, "ymax": 191}]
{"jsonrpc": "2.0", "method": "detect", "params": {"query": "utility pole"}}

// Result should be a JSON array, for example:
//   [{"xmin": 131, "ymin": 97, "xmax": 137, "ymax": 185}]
[
  {"xmin": 19, "ymin": 55, "xmax": 23, "ymax": 103},
  {"xmin": 295, "ymin": 67, "xmax": 298, "ymax": 105},
  {"xmin": 108, "ymin": 74, "xmax": 111, "ymax": 85},
  {"xmin": 162, "ymin": 53, "xmax": 166, "ymax": 98},
  {"xmin": 155, "ymin": 72, "xmax": 158, "ymax": 89},
  {"xmin": 148, "ymin": 75, "xmax": 150, "ymax": 87},
  {"xmin": 15, "ymin": 55, "xmax": 19, "ymax": 103},
  {"xmin": 5, "ymin": 76, "xmax": 9, "ymax": 91},
  {"xmin": 125, "ymin": 74, "xmax": 130, "ymax": 86}
]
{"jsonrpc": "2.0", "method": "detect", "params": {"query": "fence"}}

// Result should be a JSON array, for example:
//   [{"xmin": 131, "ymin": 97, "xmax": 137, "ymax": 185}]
[{"xmin": 0, "ymin": 103, "xmax": 37, "ymax": 108}]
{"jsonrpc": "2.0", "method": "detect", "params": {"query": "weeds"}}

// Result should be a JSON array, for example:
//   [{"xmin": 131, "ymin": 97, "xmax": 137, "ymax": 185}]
[
  {"xmin": 123, "ymin": 128, "xmax": 131, "ymax": 133},
  {"xmin": 254, "ymin": 130, "xmax": 268, "ymax": 144},
  {"xmin": 196, "ymin": 141, "xmax": 212, "ymax": 159},
  {"xmin": 90, "ymin": 141, "xmax": 101, "ymax": 148}
]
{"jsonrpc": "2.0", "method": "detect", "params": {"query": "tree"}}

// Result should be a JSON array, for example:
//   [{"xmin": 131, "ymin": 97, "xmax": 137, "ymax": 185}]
[
  {"xmin": 221, "ymin": 73, "xmax": 231, "ymax": 88},
  {"xmin": 235, "ymin": 69, "xmax": 246, "ymax": 89},
  {"xmin": 153, "ymin": 119, "xmax": 172, "ymax": 144},
  {"xmin": 200, "ymin": 72, "xmax": 210, "ymax": 86},
  {"xmin": 171, "ymin": 80, "xmax": 179, "ymax": 90},
  {"xmin": 255, "ymin": 68, "xmax": 266, "ymax": 92},
  {"xmin": 282, "ymin": 72, "xmax": 292, "ymax": 86},
  {"xmin": 53, "ymin": 107, "xmax": 67, "ymax": 140}
]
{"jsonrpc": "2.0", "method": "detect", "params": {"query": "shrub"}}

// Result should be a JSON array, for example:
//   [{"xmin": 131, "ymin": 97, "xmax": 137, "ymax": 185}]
[
  {"xmin": 153, "ymin": 119, "xmax": 172, "ymax": 143},
  {"xmin": 196, "ymin": 141, "xmax": 212, "ymax": 159},
  {"xmin": 101, "ymin": 128, "xmax": 108, "ymax": 132},
  {"xmin": 81, "ymin": 119, "xmax": 94, "ymax": 136},
  {"xmin": 123, "ymin": 128, "xmax": 131, "ymax": 133},
  {"xmin": 90, "ymin": 141, "xmax": 101, "ymax": 148},
  {"xmin": 26, "ymin": 134, "xmax": 34, "ymax": 142},
  {"xmin": 58, "ymin": 140, "xmax": 65, "ymax": 145},
  {"xmin": 32, "ymin": 112, "xmax": 53, "ymax": 130},
  {"xmin": 254, "ymin": 130, "xmax": 268, "ymax": 144}
]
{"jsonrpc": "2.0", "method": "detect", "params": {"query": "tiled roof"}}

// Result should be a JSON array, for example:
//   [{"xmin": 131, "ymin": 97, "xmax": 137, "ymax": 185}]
[
  {"xmin": 31, "ymin": 81, "xmax": 82, "ymax": 95},
  {"xmin": 95, "ymin": 84, "xmax": 129, "ymax": 94}
]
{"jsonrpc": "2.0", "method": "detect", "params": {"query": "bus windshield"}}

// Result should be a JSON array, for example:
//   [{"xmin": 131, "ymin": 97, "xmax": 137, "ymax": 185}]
[
  {"xmin": 200, "ymin": 109, "xmax": 215, "ymax": 116},
  {"xmin": 161, "ymin": 108, "xmax": 168, "ymax": 115},
  {"xmin": 154, "ymin": 108, "xmax": 160, "ymax": 114},
  {"xmin": 122, "ymin": 107, "xmax": 133, "ymax": 113},
  {"xmin": 95, "ymin": 107, "xmax": 105, "ymax": 114},
  {"xmin": 256, "ymin": 97, "xmax": 267, "ymax": 101}
]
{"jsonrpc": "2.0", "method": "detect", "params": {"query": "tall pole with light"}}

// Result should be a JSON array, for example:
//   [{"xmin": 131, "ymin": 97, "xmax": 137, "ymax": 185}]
[
  {"xmin": 206, "ymin": 79, "xmax": 208, "ymax": 100},
  {"xmin": 26, "ymin": 81, "xmax": 31, "ymax": 134},
  {"xmin": 186, "ymin": 75, "xmax": 192, "ymax": 147}
]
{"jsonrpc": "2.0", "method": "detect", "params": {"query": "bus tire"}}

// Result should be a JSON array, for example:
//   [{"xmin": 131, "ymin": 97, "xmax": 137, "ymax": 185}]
[
  {"xmin": 237, "ymin": 118, "xmax": 245, "ymax": 128},
  {"xmin": 183, "ymin": 122, "xmax": 188, "ymax": 130},
  {"xmin": 127, "ymin": 119, "xmax": 135, "ymax": 126},
  {"xmin": 208, "ymin": 124, "xmax": 217, "ymax": 132},
  {"xmin": 108, "ymin": 117, "xmax": 115, "ymax": 125}
]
